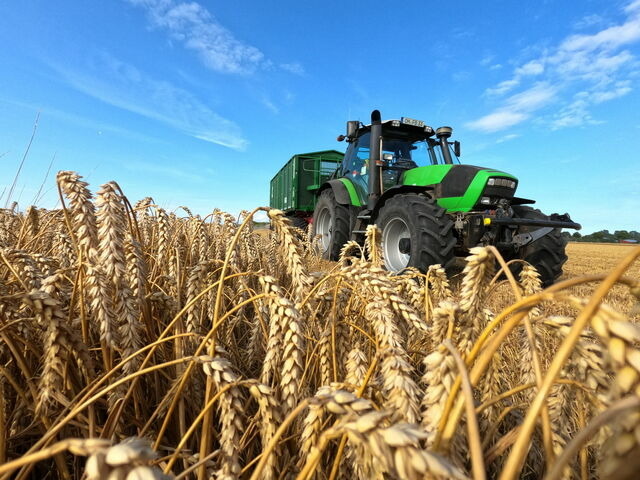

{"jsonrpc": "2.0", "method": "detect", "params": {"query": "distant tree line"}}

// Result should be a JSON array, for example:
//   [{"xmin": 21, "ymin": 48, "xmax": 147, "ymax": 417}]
[
  {"xmin": 253, "ymin": 221, "xmax": 271, "ymax": 229},
  {"xmin": 561, "ymin": 230, "xmax": 640, "ymax": 243}
]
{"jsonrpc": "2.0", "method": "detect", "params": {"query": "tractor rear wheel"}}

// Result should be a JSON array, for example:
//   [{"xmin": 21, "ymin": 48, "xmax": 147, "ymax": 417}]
[
  {"xmin": 312, "ymin": 189, "xmax": 350, "ymax": 260},
  {"xmin": 376, "ymin": 193, "xmax": 455, "ymax": 273},
  {"xmin": 510, "ymin": 206, "xmax": 568, "ymax": 287}
]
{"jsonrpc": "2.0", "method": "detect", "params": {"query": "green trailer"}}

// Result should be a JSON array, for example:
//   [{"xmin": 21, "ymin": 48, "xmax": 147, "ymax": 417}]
[{"xmin": 269, "ymin": 150, "xmax": 344, "ymax": 227}]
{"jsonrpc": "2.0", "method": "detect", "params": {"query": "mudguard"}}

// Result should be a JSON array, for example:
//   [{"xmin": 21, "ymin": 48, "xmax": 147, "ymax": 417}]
[
  {"xmin": 320, "ymin": 179, "xmax": 355, "ymax": 206},
  {"xmin": 372, "ymin": 185, "xmax": 434, "ymax": 219}
]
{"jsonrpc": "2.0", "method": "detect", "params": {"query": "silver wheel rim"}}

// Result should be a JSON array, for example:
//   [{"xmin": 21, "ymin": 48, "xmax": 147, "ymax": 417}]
[
  {"xmin": 316, "ymin": 206, "xmax": 332, "ymax": 252},
  {"xmin": 383, "ymin": 217, "xmax": 411, "ymax": 271}
]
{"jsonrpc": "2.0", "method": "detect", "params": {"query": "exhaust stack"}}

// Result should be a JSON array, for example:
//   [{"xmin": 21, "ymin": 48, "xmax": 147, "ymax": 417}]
[
  {"xmin": 436, "ymin": 126, "xmax": 454, "ymax": 165},
  {"xmin": 368, "ymin": 110, "xmax": 382, "ymax": 209}
]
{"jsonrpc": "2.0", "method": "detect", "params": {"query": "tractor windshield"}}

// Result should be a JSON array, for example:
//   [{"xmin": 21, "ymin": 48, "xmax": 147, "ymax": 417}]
[
  {"xmin": 379, "ymin": 137, "xmax": 460, "ymax": 168},
  {"xmin": 414, "ymin": 140, "xmax": 461, "ymax": 166},
  {"xmin": 345, "ymin": 134, "xmax": 460, "ymax": 177},
  {"xmin": 379, "ymin": 137, "xmax": 460, "ymax": 191},
  {"xmin": 341, "ymin": 133, "xmax": 462, "ymax": 202}
]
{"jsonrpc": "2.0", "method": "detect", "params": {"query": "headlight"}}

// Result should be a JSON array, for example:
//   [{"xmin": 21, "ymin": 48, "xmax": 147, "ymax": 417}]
[{"xmin": 488, "ymin": 177, "xmax": 516, "ymax": 189}]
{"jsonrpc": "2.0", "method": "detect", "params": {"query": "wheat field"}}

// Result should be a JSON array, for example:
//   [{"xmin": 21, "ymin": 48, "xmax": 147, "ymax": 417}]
[{"xmin": 0, "ymin": 172, "xmax": 638, "ymax": 480}]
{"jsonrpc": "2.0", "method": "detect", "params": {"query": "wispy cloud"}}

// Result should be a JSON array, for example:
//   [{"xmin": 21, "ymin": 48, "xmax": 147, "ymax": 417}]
[
  {"xmin": 127, "ymin": 0, "xmax": 263, "ymax": 74},
  {"xmin": 466, "ymin": 111, "xmax": 528, "ymax": 133},
  {"xmin": 483, "ymin": 60, "xmax": 545, "ymax": 97},
  {"xmin": 0, "ymin": 98, "xmax": 164, "ymax": 144},
  {"xmin": 452, "ymin": 71, "xmax": 471, "ymax": 82},
  {"xmin": 480, "ymin": 54, "xmax": 495, "ymax": 67},
  {"xmin": 561, "ymin": 0, "xmax": 640, "ymax": 52},
  {"xmin": 260, "ymin": 95, "xmax": 279, "ymax": 114},
  {"xmin": 485, "ymin": 79, "xmax": 520, "ymax": 96},
  {"xmin": 496, "ymin": 133, "xmax": 520, "ymax": 144},
  {"xmin": 48, "ymin": 52, "xmax": 247, "ymax": 150},
  {"xmin": 467, "ymin": 83, "xmax": 557, "ymax": 132},
  {"xmin": 468, "ymin": 0, "xmax": 640, "ymax": 133},
  {"xmin": 573, "ymin": 14, "xmax": 606, "ymax": 30},
  {"xmin": 514, "ymin": 60, "xmax": 545, "ymax": 76},
  {"xmin": 127, "ymin": 0, "xmax": 303, "ymax": 76},
  {"xmin": 591, "ymin": 80, "xmax": 632, "ymax": 103},
  {"xmin": 280, "ymin": 62, "xmax": 305, "ymax": 75},
  {"xmin": 479, "ymin": 53, "xmax": 503, "ymax": 70},
  {"xmin": 506, "ymin": 83, "xmax": 557, "ymax": 110},
  {"xmin": 124, "ymin": 160, "xmax": 207, "ymax": 183}
]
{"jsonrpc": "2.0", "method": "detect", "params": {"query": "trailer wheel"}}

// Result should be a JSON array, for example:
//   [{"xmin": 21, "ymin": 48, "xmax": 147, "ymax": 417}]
[
  {"xmin": 510, "ymin": 206, "xmax": 568, "ymax": 287},
  {"xmin": 313, "ymin": 189, "xmax": 350, "ymax": 260},
  {"xmin": 376, "ymin": 193, "xmax": 455, "ymax": 273},
  {"xmin": 287, "ymin": 215, "xmax": 308, "ymax": 232}
]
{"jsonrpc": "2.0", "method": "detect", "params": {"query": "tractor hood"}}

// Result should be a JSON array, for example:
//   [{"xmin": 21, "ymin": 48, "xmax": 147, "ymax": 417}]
[{"xmin": 402, "ymin": 164, "xmax": 518, "ymax": 212}]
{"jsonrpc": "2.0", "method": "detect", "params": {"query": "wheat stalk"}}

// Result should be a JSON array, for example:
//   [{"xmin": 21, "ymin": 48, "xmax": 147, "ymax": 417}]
[{"xmin": 201, "ymin": 354, "xmax": 245, "ymax": 479}]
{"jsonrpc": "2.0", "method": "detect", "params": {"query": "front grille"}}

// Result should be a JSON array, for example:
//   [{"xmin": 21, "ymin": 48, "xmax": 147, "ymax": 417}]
[{"xmin": 475, "ymin": 177, "xmax": 518, "ymax": 208}]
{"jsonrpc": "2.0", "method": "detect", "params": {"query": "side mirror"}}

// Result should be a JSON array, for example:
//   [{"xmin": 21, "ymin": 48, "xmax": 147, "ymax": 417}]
[
  {"xmin": 346, "ymin": 121, "xmax": 359, "ymax": 138},
  {"xmin": 453, "ymin": 141, "xmax": 461, "ymax": 157}
]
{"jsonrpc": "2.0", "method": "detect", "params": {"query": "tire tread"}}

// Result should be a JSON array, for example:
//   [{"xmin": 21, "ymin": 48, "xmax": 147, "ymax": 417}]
[
  {"xmin": 511, "ymin": 206, "xmax": 568, "ymax": 286},
  {"xmin": 378, "ymin": 193, "xmax": 456, "ymax": 272}
]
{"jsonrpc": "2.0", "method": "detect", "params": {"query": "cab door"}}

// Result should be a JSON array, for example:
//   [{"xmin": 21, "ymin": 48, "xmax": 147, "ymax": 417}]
[{"xmin": 341, "ymin": 133, "xmax": 370, "ymax": 205}]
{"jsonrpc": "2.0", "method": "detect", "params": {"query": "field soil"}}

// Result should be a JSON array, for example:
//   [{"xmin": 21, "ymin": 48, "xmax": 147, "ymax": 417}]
[
  {"xmin": 564, "ymin": 242, "xmax": 639, "ymax": 315},
  {"xmin": 565, "ymin": 242, "xmax": 640, "ymax": 275}
]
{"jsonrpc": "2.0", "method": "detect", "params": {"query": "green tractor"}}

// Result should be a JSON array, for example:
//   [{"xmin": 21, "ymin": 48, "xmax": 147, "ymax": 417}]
[{"xmin": 270, "ymin": 110, "xmax": 580, "ymax": 285}]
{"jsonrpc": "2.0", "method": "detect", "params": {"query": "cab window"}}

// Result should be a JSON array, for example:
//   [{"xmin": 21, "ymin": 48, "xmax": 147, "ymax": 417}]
[
  {"xmin": 342, "ymin": 133, "xmax": 371, "ymax": 201},
  {"xmin": 343, "ymin": 133, "xmax": 370, "ymax": 175}
]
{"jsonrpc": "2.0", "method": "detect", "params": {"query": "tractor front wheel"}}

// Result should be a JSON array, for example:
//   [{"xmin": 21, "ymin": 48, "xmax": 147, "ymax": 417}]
[
  {"xmin": 510, "ymin": 206, "xmax": 568, "ymax": 287},
  {"xmin": 312, "ymin": 189, "xmax": 350, "ymax": 260},
  {"xmin": 376, "ymin": 193, "xmax": 456, "ymax": 273}
]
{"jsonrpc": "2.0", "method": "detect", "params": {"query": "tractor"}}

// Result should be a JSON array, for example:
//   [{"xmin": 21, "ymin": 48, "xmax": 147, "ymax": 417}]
[{"xmin": 270, "ymin": 110, "xmax": 581, "ymax": 285}]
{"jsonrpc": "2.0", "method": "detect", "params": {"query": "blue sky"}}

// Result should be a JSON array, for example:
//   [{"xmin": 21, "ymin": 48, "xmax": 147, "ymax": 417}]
[{"xmin": 1, "ymin": 0, "xmax": 639, "ymax": 232}]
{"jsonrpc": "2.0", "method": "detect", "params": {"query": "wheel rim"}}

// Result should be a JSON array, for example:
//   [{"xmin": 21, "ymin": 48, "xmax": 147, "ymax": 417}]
[
  {"xmin": 383, "ymin": 217, "xmax": 411, "ymax": 271},
  {"xmin": 316, "ymin": 206, "xmax": 332, "ymax": 252}
]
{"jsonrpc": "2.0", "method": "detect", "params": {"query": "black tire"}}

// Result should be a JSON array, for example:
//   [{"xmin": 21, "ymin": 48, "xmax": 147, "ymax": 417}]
[
  {"xmin": 312, "ymin": 189, "xmax": 351, "ymax": 261},
  {"xmin": 510, "ymin": 206, "xmax": 568, "ymax": 287},
  {"xmin": 376, "ymin": 193, "xmax": 456, "ymax": 273},
  {"xmin": 288, "ymin": 215, "xmax": 308, "ymax": 231}
]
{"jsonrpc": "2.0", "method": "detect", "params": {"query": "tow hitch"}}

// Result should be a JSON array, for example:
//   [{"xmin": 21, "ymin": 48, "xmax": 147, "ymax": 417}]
[
  {"xmin": 512, "ymin": 227, "xmax": 553, "ymax": 247},
  {"xmin": 483, "ymin": 213, "xmax": 582, "ymax": 231},
  {"xmin": 483, "ymin": 212, "xmax": 581, "ymax": 249}
]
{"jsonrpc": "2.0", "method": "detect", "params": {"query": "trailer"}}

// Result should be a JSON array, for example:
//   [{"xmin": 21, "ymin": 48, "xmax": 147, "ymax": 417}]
[{"xmin": 269, "ymin": 150, "xmax": 344, "ymax": 228}]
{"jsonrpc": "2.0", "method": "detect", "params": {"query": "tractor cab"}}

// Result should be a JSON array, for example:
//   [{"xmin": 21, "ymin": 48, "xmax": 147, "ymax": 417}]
[{"xmin": 338, "ymin": 118, "xmax": 462, "ymax": 204}]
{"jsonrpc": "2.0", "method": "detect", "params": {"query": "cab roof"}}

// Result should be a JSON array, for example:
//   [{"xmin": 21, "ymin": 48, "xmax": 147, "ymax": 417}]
[{"xmin": 353, "ymin": 119, "xmax": 435, "ymax": 143}]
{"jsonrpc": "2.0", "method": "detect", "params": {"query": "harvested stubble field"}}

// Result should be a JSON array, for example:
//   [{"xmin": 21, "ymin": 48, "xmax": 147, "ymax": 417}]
[{"xmin": 0, "ymin": 172, "xmax": 639, "ymax": 480}]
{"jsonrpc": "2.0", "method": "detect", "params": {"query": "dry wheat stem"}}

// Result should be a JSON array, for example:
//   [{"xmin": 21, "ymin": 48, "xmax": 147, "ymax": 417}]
[
  {"xmin": 545, "ymin": 395, "xmax": 640, "ymax": 480},
  {"xmin": 499, "ymin": 245, "xmax": 640, "ymax": 480},
  {"xmin": 444, "ymin": 340, "xmax": 486, "ymax": 480},
  {"xmin": 151, "ymin": 290, "xmax": 269, "ymax": 446},
  {"xmin": 438, "ymin": 282, "xmax": 610, "ymax": 449},
  {"xmin": 4, "ymin": 171, "xmax": 640, "ymax": 480},
  {"xmin": 163, "ymin": 380, "xmax": 248, "ymax": 473},
  {"xmin": 0, "ymin": 439, "xmax": 112, "ymax": 476}
]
